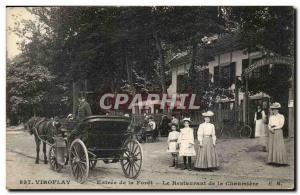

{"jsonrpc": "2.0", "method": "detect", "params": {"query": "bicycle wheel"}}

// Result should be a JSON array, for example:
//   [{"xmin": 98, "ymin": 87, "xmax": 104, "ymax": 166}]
[
  {"xmin": 240, "ymin": 125, "xmax": 252, "ymax": 138},
  {"xmin": 215, "ymin": 124, "xmax": 223, "ymax": 138}
]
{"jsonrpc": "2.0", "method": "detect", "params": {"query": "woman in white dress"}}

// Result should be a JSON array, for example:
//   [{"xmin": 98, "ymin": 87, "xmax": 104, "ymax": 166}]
[
  {"xmin": 167, "ymin": 123, "xmax": 180, "ymax": 168},
  {"xmin": 194, "ymin": 111, "xmax": 219, "ymax": 170},
  {"xmin": 267, "ymin": 102, "xmax": 288, "ymax": 166},
  {"xmin": 177, "ymin": 118, "xmax": 196, "ymax": 171},
  {"xmin": 254, "ymin": 105, "xmax": 268, "ymax": 151}
]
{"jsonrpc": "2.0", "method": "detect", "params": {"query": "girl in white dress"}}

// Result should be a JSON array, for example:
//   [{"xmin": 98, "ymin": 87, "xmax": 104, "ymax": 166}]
[
  {"xmin": 167, "ymin": 123, "xmax": 180, "ymax": 168},
  {"xmin": 194, "ymin": 111, "xmax": 219, "ymax": 170},
  {"xmin": 177, "ymin": 118, "xmax": 196, "ymax": 171}
]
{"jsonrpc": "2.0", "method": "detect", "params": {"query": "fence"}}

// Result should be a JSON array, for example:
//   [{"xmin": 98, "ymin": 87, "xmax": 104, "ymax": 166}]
[{"xmin": 132, "ymin": 106, "xmax": 243, "ymax": 126}]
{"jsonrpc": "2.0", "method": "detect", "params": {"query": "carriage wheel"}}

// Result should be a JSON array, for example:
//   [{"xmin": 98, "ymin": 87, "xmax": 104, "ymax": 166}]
[
  {"xmin": 240, "ymin": 125, "xmax": 252, "ymax": 138},
  {"xmin": 120, "ymin": 139, "xmax": 143, "ymax": 179},
  {"xmin": 49, "ymin": 145, "xmax": 63, "ymax": 172},
  {"xmin": 69, "ymin": 139, "xmax": 89, "ymax": 184},
  {"xmin": 215, "ymin": 124, "xmax": 223, "ymax": 138}
]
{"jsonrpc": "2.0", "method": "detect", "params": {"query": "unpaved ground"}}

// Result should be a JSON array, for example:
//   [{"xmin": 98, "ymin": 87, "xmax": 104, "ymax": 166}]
[{"xmin": 6, "ymin": 130, "xmax": 295, "ymax": 190}]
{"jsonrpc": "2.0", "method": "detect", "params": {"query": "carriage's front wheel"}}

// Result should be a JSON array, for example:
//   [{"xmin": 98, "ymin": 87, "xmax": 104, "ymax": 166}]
[
  {"xmin": 120, "ymin": 139, "xmax": 143, "ymax": 179},
  {"xmin": 49, "ymin": 145, "xmax": 63, "ymax": 172},
  {"xmin": 69, "ymin": 139, "xmax": 89, "ymax": 184}
]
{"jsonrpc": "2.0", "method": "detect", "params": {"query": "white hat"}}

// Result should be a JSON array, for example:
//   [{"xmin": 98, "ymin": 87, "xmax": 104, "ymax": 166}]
[
  {"xmin": 182, "ymin": 117, "xmax": 191, "ymax": 123},
  {"xmin": 270, "ymin": 102, "xmax": 281, "ymax": 109},
  {"xmin": 202, "ymin": 111, "xmax": 214, "ymax": 117}
]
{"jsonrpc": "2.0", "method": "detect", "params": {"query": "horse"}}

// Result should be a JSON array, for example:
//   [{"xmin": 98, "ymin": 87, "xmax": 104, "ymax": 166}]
[{"xmin": 25, "ymin": 116, "xmax": 61, "ymax": 164}]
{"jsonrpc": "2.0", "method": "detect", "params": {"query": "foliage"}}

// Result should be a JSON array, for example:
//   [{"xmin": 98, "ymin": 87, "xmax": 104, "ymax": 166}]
[
  {"xmin": 226, "ymin": 7, "xmax": 294, "ymax": 110},
  {"xmin": 7, "ymin": 6, "xmax": 294, "ymax": 123},
  {"xmin": 227, "ymin": 6, "xmax": 294, "ymax": 56},
  {"xmin": 7, "ymin": 55, "xmax": 55, "ymax": 124}
]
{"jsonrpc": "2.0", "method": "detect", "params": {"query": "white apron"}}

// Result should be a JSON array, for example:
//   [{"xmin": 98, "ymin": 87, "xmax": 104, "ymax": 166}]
[{"xmin": 255, "ymin": 119, "xmax": 266, "ymax": 137}]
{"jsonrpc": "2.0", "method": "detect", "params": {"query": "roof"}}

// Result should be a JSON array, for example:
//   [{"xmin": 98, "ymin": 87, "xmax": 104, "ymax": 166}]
[
  {"xmin": 170, "ymin": 34, "xmax": 243, "ymax": 67},
  {"xmin": 249, "ymin": 92, "xmax": 270, "ymax": 100},
  {"xmin": 204, "ymin": 34, "xmax": 242, "ymax": 56},
  {"xmin": 82, "ymin": 115, "xmax": 130, "ymax": 123}
]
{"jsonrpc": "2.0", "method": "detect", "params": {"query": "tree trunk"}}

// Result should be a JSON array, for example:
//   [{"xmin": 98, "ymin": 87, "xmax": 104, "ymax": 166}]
[
  {"xmin": 72, "ymin": 81, "xmax": 79, "ymax": 116},
  {"xmin": 188, "ymin": 42, "xmax": 198, "ymax": 93},
  {"xmin": 154, "ymin": 32, "xmax": 167, "ymax": 93},
  {"xmin": 191, "ymin": 42, "xmax": 198, "ymax": 68},
  {"xmin": 125, "ymin": 54, "xmax": 135, "ymax": 95}
]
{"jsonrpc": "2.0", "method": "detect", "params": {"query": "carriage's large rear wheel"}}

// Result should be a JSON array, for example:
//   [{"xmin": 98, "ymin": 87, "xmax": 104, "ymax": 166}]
[
  {"xmin": 120, "ymin": 139, "xmax": 143, "ymax": 179},
  {"xmin": 49, "ymin": 145, "xmax": 63, "ymax": 172},
  {"xmin": 69, "ymin": 139, "xmax": 89, "ymax": 184}
]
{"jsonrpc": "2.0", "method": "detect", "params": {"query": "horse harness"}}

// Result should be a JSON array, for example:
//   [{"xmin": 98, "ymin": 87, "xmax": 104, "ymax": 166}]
[{"xmin": 33, "ymin": 118, "xmax": 58, "ymax": 145}]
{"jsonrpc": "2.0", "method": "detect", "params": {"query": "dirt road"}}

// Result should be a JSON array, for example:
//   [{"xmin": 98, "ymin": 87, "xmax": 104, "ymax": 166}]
[{"xmin": 6, "ymin": 130, "xmax": 295, "ymax": 190}]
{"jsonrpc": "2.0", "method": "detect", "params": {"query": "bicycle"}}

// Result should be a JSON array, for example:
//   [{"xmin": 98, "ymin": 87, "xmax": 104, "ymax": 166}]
[{"xmin": 215, "ymin": 120, "xmax": 253, "ymax": 138}]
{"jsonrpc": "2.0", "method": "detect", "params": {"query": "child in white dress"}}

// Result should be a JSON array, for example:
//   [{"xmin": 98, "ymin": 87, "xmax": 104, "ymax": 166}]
[
  {"xmin": 167, "ymin": 123, "xmax": 180, "ymax": 168},
  {"xmin": 178, "ymin": 117, "xmax": 196, "ymax": 171}
]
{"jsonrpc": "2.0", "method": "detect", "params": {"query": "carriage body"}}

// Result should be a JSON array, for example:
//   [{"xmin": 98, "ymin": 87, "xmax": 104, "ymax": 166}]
[
  {"xmin": 78, "ymin": 115, "xmax": 132, "ymax": 159},
  {"xmin": 49, "ymin": 115, "xmax": 143, "ymax": 183}
]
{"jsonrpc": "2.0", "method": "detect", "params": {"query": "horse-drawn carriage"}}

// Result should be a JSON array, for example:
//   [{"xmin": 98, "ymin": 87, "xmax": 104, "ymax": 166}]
[{"xmin": 48, "ymin": 115, "xmax": 143, "ymax": 183}]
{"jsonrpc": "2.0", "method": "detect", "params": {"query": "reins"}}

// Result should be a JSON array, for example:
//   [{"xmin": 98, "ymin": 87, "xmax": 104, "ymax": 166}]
[
  {"xmin": 32, "ymin": 119, "xmax": 57, "ymax": 146},
  {"xmin": 33, "ymin": 126, "xmax": 53, "ymax": 146}
]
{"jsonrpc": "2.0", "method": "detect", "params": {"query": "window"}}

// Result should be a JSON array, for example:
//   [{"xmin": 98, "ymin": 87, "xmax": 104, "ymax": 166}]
[
  {"xmin": 194, "ymin": 68, "xmax": 210, "ymax": 89},
  {"xmin": 214, "ymin": 62, "xmax": 236, "ymax": 88},
  {"xmin": 213, "ymin": 66, "xmax": 219, "ymax": 86},
  {"xmin": 242, "ymin": 59, "xmax": 249, "ymax": 71},
  {"xmin": 199, "ymin": 68, "xmax": 209, "ymax": 82},
  {"xmin": 177, "ymin": 74, "xmax": 189, "ymax": 93}
]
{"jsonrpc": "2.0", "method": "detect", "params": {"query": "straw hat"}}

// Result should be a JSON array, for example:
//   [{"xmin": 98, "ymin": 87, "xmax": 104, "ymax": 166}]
[
  {"xmin": 182, "ymin": 117, "xmax": 191, "ymax": 123},
  {"xmin": 270, "ymin": 102, "xmax": 281, "ymax": 109},
  {"xmin": 202, "ymin": 111, "xmax": 214, "ymax": 117}
]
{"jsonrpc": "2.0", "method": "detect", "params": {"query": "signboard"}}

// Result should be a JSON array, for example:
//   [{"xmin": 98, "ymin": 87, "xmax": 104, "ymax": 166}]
[{"xmin": 244, "ymin": 56, "xmax": 294, "ymax": 76}]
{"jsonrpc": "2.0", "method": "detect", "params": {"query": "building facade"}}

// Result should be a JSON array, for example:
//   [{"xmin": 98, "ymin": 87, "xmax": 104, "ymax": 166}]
[
  {"xmin": 167, "ymin": 34, "xmax": 266, "ymax": 97},
  {"xmin": 167, "ymin": 34, "xmax": 274, "ymax": 129}
]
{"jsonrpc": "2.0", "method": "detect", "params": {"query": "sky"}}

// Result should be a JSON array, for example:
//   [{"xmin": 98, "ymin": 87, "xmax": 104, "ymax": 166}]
[{"xmin": 6, "ymin": 7, "xmax": 35, "ymax": 59}]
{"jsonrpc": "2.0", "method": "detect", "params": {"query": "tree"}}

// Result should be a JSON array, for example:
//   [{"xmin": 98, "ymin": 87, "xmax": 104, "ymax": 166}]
[
  {"xmin": 7, "ymin": 55, "xmax": 55, "ymax": 124},
  {"xmin": 226, "ymin": 6, "xmax": 294, "ymax": 56},
  {"xmin": 7, "ymin": 6, "xmax": 247, "ymax": 118}
]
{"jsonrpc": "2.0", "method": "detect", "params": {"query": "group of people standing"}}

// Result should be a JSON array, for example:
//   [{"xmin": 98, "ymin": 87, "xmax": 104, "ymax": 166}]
[
  {"xmin": 167, "ymin": 102, "xmax": 288, "ymax": 171},
  {"xmin": 167, "ymin": 111, "xmax": 218, "ymax": 171},
  {"xmin": 254, "ymin": 102, "xmax": 288, "ymax": 165}
]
